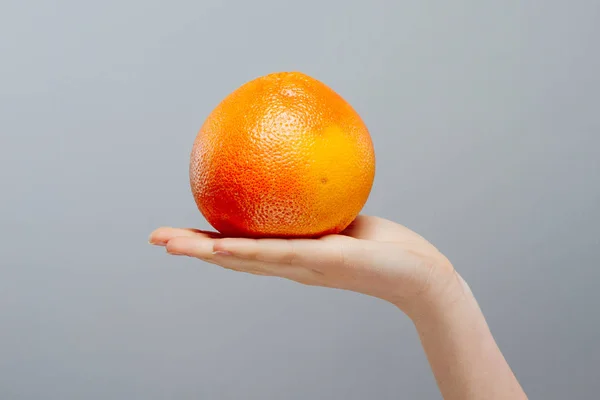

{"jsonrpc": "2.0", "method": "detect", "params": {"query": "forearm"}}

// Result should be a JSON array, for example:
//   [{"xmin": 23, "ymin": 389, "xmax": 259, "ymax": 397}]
[{"xmin": 405, "ymin": 275, "xmax": 527, "ymax": 399}]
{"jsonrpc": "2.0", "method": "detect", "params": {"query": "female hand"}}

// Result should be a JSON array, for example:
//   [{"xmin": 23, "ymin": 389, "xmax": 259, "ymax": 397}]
[
  {"xmin": 148, "ymin": 215, "xmax": 460, "ymax": 317},
  {"xmin": 149, "ymin": 215, "xmax": 527, "ymax": 399}
]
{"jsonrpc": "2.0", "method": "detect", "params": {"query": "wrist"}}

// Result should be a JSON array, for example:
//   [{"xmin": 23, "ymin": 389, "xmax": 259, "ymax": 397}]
[{"xmin": 392, "ymin": 269, "xmax": 474, "ymax": 323}]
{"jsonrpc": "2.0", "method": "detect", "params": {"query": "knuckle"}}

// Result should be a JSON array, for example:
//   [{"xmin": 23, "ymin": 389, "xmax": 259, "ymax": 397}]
[
  {"xmin": 335, "ymin": 241, "xmax": 353, "ymax": 269},
  {"xmin": 283, "ymin": 240, "xmax": 300, "ymax": 265},
  {"xmin": 243, "ymin": 239, "xmax": 260, "ymax": 261}
]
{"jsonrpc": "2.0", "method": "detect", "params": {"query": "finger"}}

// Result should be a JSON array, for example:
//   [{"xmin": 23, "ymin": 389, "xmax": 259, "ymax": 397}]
[
  {"xmin": 210, "ymin": 255, "xmax": 322, "ymax": 285},
  {"xmin": 340, "ymin": 215, "xmax": 406, "ymax": 240},
  {"xmin": 165, "ymin": 235, "xmax": 215, "ymax": 257},
  {"xmin": 341, "ymin": 215, "xmax": 426, "ymax": 243},
  {"xmin": 166, "ymin": 236, "xmax": 322, "ymax": 284},
  {"xmin": 149, "ymin": 227, "xmax": 221, "ymax": 245},
  {"xmin": 211, "ymin": 236, "xmax": 355, "ymax": 268}
]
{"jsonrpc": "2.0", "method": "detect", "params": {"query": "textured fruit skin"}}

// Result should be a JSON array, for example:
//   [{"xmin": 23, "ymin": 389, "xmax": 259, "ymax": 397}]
[{"xmin": 189, "ymin": 72, "xmax": 376, "ymax": 238}]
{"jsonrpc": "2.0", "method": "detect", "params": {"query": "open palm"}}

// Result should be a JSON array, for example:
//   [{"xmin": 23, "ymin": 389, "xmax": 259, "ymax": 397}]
[{"xmin": 149, "ymin": 215, "xmax": 455, "ymax": 309}]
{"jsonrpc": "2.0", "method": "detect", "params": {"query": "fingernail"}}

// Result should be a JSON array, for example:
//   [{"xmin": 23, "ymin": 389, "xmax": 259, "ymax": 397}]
[
  {"xmin": 212, "ymin": 250, "xmax": 232, "ymax": 256},
  {"xmin": 148, "ymin": 237, "xmax": 166, "ymax": 246}
]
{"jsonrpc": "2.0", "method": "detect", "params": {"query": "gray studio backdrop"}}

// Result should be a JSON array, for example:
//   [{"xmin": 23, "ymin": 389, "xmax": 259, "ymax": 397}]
[{"xmin": 1, "ymin": 1, "xmax": 598, "ymax": 399}]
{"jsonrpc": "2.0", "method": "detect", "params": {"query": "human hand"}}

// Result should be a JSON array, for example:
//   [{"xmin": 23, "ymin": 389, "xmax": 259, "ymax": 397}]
[{"xmin": 149, "ymin": 215, "xmax": 461, "ymax": 317}]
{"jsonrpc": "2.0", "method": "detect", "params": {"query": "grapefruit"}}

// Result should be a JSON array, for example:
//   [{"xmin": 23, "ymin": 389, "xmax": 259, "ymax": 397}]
[{"xmin": 189, "ymin": 72, "xmax": 375, "ymax": 238}]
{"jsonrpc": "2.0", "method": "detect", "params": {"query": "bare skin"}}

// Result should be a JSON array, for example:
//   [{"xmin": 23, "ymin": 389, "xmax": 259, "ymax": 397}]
[{"xmin": 149, "ymin": 215, "xmax": 527, "ymax": 399}]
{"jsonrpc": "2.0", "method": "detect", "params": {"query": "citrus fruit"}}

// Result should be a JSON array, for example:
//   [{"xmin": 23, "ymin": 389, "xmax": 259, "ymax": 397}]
[{"xmin": 189, "ymin": 71, "xmax": 375, "ymax": 238}]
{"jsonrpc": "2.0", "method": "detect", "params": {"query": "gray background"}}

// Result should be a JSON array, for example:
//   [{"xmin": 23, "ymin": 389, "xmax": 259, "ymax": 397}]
[{"xmin": 1, "ymin": 0, "xmax": 598, "ymax": 399}]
